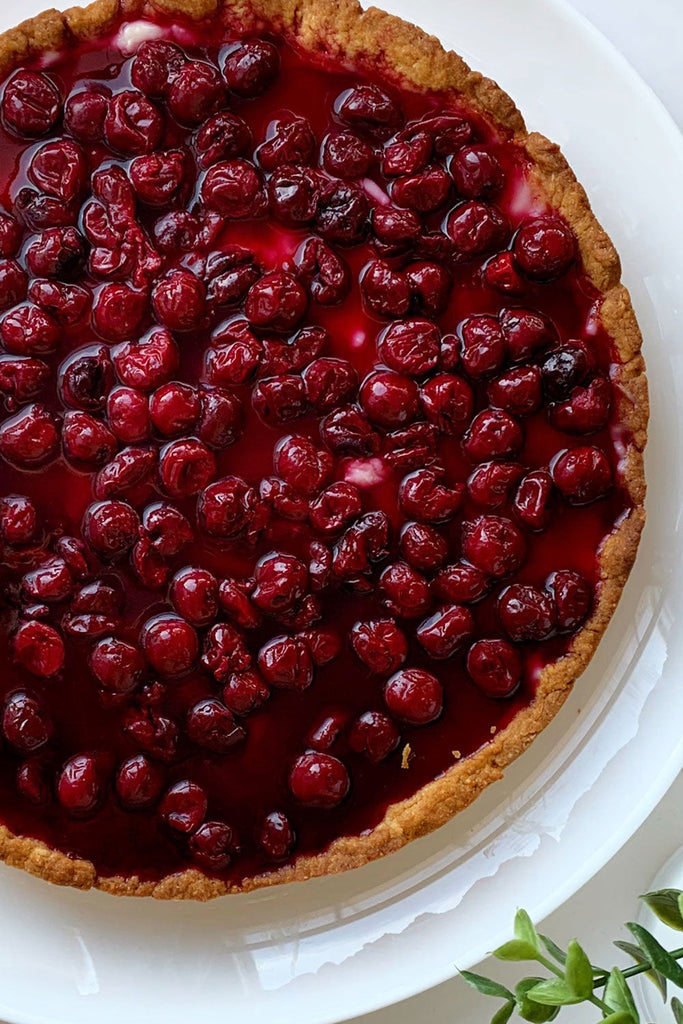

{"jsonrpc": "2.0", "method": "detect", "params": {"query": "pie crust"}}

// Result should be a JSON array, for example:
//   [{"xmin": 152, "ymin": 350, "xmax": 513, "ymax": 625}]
[{"xmin": 0, "ymin": 0, "xmax": 647, "ymax": 899}]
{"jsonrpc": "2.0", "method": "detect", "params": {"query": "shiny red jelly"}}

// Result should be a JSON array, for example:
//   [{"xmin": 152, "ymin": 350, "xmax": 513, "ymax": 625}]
[{"xmin": 0, "ymin": 14, "xmax": 632, "ymax": 886}]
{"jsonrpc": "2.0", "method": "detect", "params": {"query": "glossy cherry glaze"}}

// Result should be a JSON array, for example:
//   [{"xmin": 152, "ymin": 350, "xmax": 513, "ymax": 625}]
[{"xmin": 0, "ymin": 15, "xmax": 632, "ymax": 885}]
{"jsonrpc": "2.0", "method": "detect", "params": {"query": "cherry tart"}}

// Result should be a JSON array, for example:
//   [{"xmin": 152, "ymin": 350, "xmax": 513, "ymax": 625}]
[{"xmin": 0, "ymin": 0, "xmax": 646, "ymax": 898}]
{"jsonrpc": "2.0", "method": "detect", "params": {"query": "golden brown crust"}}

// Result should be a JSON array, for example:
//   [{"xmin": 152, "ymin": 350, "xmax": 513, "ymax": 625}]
[{"xmin": 0, "ymin": 0, "xmax": 647, "ymax": 899}]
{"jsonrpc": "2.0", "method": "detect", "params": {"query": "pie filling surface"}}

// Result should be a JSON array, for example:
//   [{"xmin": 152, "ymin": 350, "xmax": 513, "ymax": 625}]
[{"xmin": 0, "ymin": 9, "xmax": 637, "ymax": 887}]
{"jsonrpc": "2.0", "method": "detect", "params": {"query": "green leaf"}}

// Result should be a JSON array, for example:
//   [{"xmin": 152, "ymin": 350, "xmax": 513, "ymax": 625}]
[
  {"xmin": 614, "ymin": 939, "xmax": 667, "ymax": 998},
  {"xmin": 565, "ymin": 939, "xmax": 594, "ymax": 999},
  {"xmin": 515, "ymin": 979, "xmax": 561, "ymax": 1022},
  {"xmin": 640, "ymin": 890, "xmax": 683, "ymax": 932},
  {"xmin": 515, "ymin": 909, "xmax": 541, "ymax": 951},
  {"xmin": 493, "ymin": 939, "xmax": 541, "ymax": 962},
  {"xmin": 604, "ymin": 967, "xmax": 640, "ymax": 1023},
  {"xmin": 671, "ymin": 995, "xmax": 683, "ymax": 1024},
  {"xmin": 600, "ymin": 1013, "xmax": 638, "ymax": 1024},
  {"xmin": 627, "ymin": 923, "xmax": 683, "ymax": 986},
  {"xmin": 525, "ymin": 979, "xmax": 584, "ymax": 1006},
  {"xmin": 490, "ymin": 1002, "xmax": 515, "ymax": 1024},
  {"xmin": 460, "ymin": 970, "xmax": 514, "ymax": 1001},
  {"xmin": 540, "ymin": 934, "xmax": 567, "ymax": 966}
]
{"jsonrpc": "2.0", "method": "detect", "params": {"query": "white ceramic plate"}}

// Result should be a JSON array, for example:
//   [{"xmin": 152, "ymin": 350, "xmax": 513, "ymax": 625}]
[{"xmin": 1, "ymin": 1, "xmax": 682, "ymax": 1022}]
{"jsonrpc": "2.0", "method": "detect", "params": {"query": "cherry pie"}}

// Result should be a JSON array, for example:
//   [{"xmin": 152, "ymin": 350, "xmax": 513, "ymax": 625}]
[{"xmin": 0, "ymin": 0, "xmax": 647, "ymax": 898}]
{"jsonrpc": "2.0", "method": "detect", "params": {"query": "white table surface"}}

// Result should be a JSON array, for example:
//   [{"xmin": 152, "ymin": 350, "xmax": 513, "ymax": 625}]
[
  {"xmin": 0, "ymin": 1, "xmax": 680, "ymax": 1022},
  {"xmin": 357, "ymin": 2, "xmax": 683, "ymax": 1021}
]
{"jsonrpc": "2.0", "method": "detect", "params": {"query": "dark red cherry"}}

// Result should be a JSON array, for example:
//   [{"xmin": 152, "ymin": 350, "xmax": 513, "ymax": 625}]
[
  {"xmin": 62, "ymin": 411, "xmax": 116, "ymax": 466},
  {"xmin": 398, "ymin": 468, "xmax": 462, "ymax": 524},
  {"xmin": 420, "ymin": 373, "xmax": 474, "ymax": 434},
  {"xmin": 201, "ymin": 159, "xmax": 266, "ymax": 219},
  {"xmin": 149, "ymin": 382, "xmax": 200, "ymax": 437},
  {"xmin": 309, "ymin": 481, "xmax": 362, "ymax": 535},
  {"xmin": 222, "ymin": 39, "xmax": 280, "ymax": 97},
  {"xmin": 273, "ymin": 435, "xmax": 333, "ymax": 495},
  {"xmin": 190, "ymin": 821, "xmax": 235, "ymax": 870},
  {"xmin": 252, "ymin": 375, "xmax": 308, "ymax": 425},
  {"xmin": 488, "ymin": 365, "xmax": 543, "ymax": 416},
  {"xmin": 187, "ymin": 698, "xmax": 244, "ymax": 753},
  {"xmin": 171, "ymin": 566, "xmax": 219, "ymax": 626},
  {"xmin": 104, "ymin": 90, "xmax": 163, "ymax": 155},
  {"xmin": 349, "ymin": 711, "xmax": 400, "ymax": 762},
  {"xmin": 359, "ymin": 370, "xmax": 420, "ymax": 428},
  {"xmin": 451, "ymin": 145, "xmax": 503, "ymax": 197},
  {"xmin": 467, "ymin": 461, "xmax": 524, "ymax": 509},
  {"xmin": 446, "ymin": 201, "xmax": 508, "ymax": 257},
  {"xmin": 2, "ymin": 71, "xmax": 61, "ymax": 137},
  {"xmin": 416, "ymin": 604, "xmax": 474, "ymax": 659},
  {"xmin": 463, "ymin": 408, "xmax": 524, "ymax": 462},
  {"xmin": 378, "ymin": 318, "xmax": 440, "ymax": 376},
  {"xmin": 83, "ymin": 500, "xmax": 140, "ymax": 560},
  {"xmin": 399, "ymin": 522, "xmax": 448, "ymax": 571},
  {"xmin": 57, "ymin": 754, "xmax": 103, "ymax": 817},
  {"xmin": 107, "ymin": 387, "xmax": 151, "ymax": 443},
  {"xmin": 245, "ymin": 271, "xmax": 307, "ymax": 331},
  {"xmin": 552, "ymin": 446, "xmax": 612, "ymax": 504},
  {"xmin": 513, "ymin": 470, "xmax": 554, "ymax": 530},
  {"xmin": 114, "ymin": 329, "xmax": 179, "ymax": 393},
  {"xmin": 258, "ymin": 115, "xmax": 315, "ymax": 170},
  {"xmin": 28, "ymin": 138, "xmax": 86, "ymax": 202},
  {"xmin": 322, "ymin": 131, "xmax": 374, "ymax": 178},
  {"xmin": 159, "ymin": 438, "xmax": 216, "ymax": 498},
  {"xmin": 294, "ymin": 236, "xmax": 350, "ymax": 305},
  {"xmin": 0, "ymin": 259, "xmax": 28, "ymax": 311},
  {"xmin": 361, "ymin": 261, "xmax": 411, "ymax": 318},
  {"xmin": 258, "ymin": 810, "xmax": 295, "ymax": 859},
  {"xmin": 500, "ymin": 307, "xmax": 557, "ymax": 362},
  {"xmin": 13, "ymin": 620, "xmax": 64, "ymax": 677},
  {"xmin": 350, "ymin": 618, "xmax": 407, "ymax": 674},
  {"xmin": 289, "ymin": 752, "xmax": 349, "ymax": 808},
  {"xmin": 195, "ymin": 110, "xmax": 252, "ymax": 167},
  {"xmin": 0, "ymin": 494, "xmax": 38, "ymax": 545},
  {"xmin": 2, "ymin": 691, "xmax": 52, "ymax": 753},
  {"xmin": 141, "ymin": 614, "xmax": 198, "ymax": 676},
  {"xmin": 160, "ymin": 780, "xmax": 207, "ymax": 833},
  {"xmin": 514, "ymin": 217, "xmax": 576, "ymax": 280},
  {"xmin": 550, "ymin": 377, "xmax": 612, "ymax": 434},
  {"xmin": 90, "ymin": 637, "xmax": 144, "ymax": 695},
  {"xmin": 460, "ymin": 315, "xmax": 506, "ymax": 378},
  {"xmin": 0, "ymin": 404, "xmax": 58, "ymax": 467},
  {"xmin": 467, "ymin": 639, "xmax": 522, "ymax": 698},
  {"xmin": 335, "ymin": 84, "xmax": 402, "ymax": 140},
  {"xmin": 131, "ymin": 40, "xmax": 186, "ymax": 97},
  {"xmin": 392, "ymin": 165, "xmax": 451, "ymax": 212},
  {"xmin": 546, "ymin": 570, "xmax": 592, "ymax": 631},
  {"xmin": 198, "ymin": 475, "xmax": 258, "ymax": 538},
  {"xmin": 498, "ymin": 584, "xmax": 557, "ymax": 641},
  {"xmin": 223, "ymin": 669, "xmax": 269, "ymax": 715},
  {"xmin": 379, "ymin": 561, "xmax": 431, "ymax": 619},
  {"xmin": 434, "ymin": 562, "xmax": 489, "ymax": 604},
  {"xmin": 258, "ymin": 636, "xmax": 313, "ymax": 690},
  {"xmin": 301, "ymin": 357, "xmax": 357, "ymax": 412},
  {"xmin": 384, "ymin": 668, "xmax": 442, "ymax": 725},
  {"xmin": 252, "ymin": 551, "xmax": 308, "ymax": 614},
  {"xmin": 202, "ymin": 622, "xmax": 251, "ymax": 681},
  {"xmin": 115, "ymin": 754, "xmax": 164, "ymax": 810},
  {"xmin": 168, "ymin": 61, "xmax": 226, "ymax": 125},
  {"xmin": 462, "ymin": 515, "xmax": 526, "ymax": 577},
  {"xmin": 484, "ymin": 251, "xmax": 525, "ymax": 295},
  {"xmin": 64, "ymin": 85, "xmax": 109, "ymax": 141}
]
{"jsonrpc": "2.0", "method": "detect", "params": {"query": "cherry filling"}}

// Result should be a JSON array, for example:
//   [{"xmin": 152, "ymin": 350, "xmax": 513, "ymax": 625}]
[{"xmin": 0, "ymin": 15, "xmax": 633, "ymax": 886}]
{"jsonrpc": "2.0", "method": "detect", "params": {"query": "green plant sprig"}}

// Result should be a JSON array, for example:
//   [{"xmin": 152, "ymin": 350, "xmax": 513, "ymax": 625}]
[{"xmin": 460, "ymin": 890, "xmax": 683, "ymax": 1024}]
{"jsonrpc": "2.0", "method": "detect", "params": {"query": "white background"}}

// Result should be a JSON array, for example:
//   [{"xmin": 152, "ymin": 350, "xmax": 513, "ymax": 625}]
[
  {"xmin": 358, "ymin": 2, "xmax": 683, "ymax": 1021},
  {"xmin": 0, "ymin": 0, "xmax": 680, "ymax": 1022}
]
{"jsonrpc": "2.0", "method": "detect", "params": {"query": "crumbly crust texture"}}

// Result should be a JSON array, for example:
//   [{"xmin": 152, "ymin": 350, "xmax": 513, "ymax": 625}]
[{"xmin": 0, "ymin": 0, "xmax": 647, "ymax": 899}]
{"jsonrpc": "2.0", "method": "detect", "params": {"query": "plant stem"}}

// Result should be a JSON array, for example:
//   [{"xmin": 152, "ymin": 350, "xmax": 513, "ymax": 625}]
[{"xmin": 593, "ymin": 946, "xmax": 683, "ymax": 986}]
